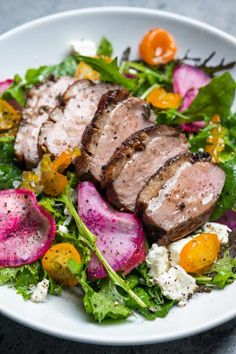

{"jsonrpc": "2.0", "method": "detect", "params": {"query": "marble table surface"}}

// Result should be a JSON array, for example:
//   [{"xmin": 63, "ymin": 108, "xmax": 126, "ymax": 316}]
[{"xmin": 0, "ymin": 1, "xmax": 235, "ymax": 353}]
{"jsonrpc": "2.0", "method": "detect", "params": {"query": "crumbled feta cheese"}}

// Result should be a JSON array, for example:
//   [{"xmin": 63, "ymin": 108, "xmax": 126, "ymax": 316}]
[
  {"xmin": 12, "ymin": 180, "xmax": 20, "ymax": 189},
  {"xmin": 31, "ymin": 279, "xmax": 49, "ymax": 303},
  {"xmin": 156, "ymin": 265, "xmax": 198, "ymax": 306},
  {"xmin": 70, "ymin": 39, "xmax": 97, "ymax": 56},
  {"xmin": 203, "ymin": 222, "xmax": 231, "ymax": 244},
  {"xmin": 146, "ymin": 244, "xmax": 169, "ymax": 278},
  {"xmin": 58, "ymin": 224, "xmax": 69, "ymax": 234}
]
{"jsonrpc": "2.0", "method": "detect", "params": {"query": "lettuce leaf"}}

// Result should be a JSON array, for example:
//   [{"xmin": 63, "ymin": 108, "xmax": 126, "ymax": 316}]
[
  {"xmin": 211, "ymin": 158, "xmax": 236, "ymax": 219},
  {"xmin": 0, "ymin": 262, "xmax": 61, "ymax": 299},
  {"xmin": 185, "ymin": 72, "xmax": 236, "ymax": 120},
  {"xmin": 97, "ymin": 37, "xmax": 113, "ymax": 57}
]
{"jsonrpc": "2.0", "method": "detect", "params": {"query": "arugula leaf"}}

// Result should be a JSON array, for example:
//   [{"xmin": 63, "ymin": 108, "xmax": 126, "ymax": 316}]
[
  {"xmin": 185, "ymin": 72, "xmax": 236, "ymax": 120},
  {"xmin": 74, "ymin": 55, "xmax": 137, "ymax": 91},
  {"xmin": 97, "ymin": 37, "xmax": 113, "ymax": 57},
  {"xmin": 68, "ymin": 259, "xmax": 131, "ymax": 322},
  {"xmin": 84, "ymin": 280, "xmax": 131, "ymax": 322},
  {"xmin": 211, "ymin": 157, "xmax": 236, "ymax": 219},
  {"xmin": 195, "ymin": 250, "xmax": 236, "ymax": 289},
  {"xmin": 126, "ymin": 286, "xmax": 174, "ymax": 320},
  {"xmin": 125, "ymin": 262, "xmax": 175, "ymax": 320},
  {"xmin": 0, "ymin": 139, "xmax": 22, "ymax": 189}
]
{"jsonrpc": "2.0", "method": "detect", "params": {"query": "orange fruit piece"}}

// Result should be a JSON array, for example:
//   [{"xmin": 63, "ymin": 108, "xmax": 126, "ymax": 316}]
[
  {"xmin": 146, "ymin": 86, "xmax": 181, "ymax": 109},
  {"xmin": 139, "ymin": 28, "xmax": 177, "ymax": 65},
  {"xmin": 42, "ymin": 243, "xmax": 81, "ymax": 287}
]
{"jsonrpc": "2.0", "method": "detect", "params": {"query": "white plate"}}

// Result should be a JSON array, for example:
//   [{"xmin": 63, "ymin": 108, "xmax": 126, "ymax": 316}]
[{"xmin": 0, "ymin": 7, "xmax": 235, "ymax": 345}]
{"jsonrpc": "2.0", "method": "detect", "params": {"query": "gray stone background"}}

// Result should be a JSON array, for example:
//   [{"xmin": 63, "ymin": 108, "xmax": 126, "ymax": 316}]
[{"xmin": 0, "ymin": 0, "xmax": 235, "ymax": 353}]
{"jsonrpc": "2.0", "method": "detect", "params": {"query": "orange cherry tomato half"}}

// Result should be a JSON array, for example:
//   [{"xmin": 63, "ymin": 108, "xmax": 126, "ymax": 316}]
[
  {"xmin": 179, "ymin": 233, "xmax": 220, "ymax": 275},
  {"xmin": 42, "ymin": 243, "xmax": 81, "ymax": 287},
  {"xmin": 146, "ymin": 86, "xmax": 182, "ymax": 109},
  {"xmin": 139, "ymin": 28, "xmax": 177, "ymax": 65}
]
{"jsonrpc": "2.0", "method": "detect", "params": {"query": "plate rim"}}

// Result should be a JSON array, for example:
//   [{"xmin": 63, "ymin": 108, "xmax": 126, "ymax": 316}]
[{"xmin": 0, "ymin": 6, "xmax": 236, "ymax": 345}]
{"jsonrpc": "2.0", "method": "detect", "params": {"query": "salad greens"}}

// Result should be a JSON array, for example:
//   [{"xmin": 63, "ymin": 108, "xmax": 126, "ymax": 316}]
[
  {"xmin": 0, "ymin": 262, "xmax": 61, "ymax": 299},
  {"xmin": 211, "ymin": 158, "xmax": 236, "ymax": 219},
  {"xmin": 195, "ymin": 250, "xmax": 236, "ymax": 289},
  {"xmin": 2, "ymin": 56, "xmax": 77, "ymax": 106},
  {"xmin": 0, "ymin": 136, "xmax": 21, "ymax": 189}
]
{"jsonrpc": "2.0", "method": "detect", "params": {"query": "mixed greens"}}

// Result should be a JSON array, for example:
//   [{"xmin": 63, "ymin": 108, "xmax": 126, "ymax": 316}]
[{"xmin": 0, "ymin": 32, "xmax": 236, "ymax": 323}]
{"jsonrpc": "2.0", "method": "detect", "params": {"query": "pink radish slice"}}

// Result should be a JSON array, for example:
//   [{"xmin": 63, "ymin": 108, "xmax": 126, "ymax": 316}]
[
  {"xmin": 179, "ymin": 88, "xmax": 199, "ymax": 112},
  {"xmin": 0, "ymin": 79, "xmax": 13, "ymax": 94},
  {"xmin": 181, "ymin": 120, "xmax": 205, "ymax": 133},
  {"xmin": 78, "ymin": 181, "xmax": 146, "ymax": 279},
  {"xmin": 0, "ymin": 189, "xmax": 56, "ymax": 267},
  {"xmin": 173, "ymin": 64, "xmax": 210, "ymax": 98}
]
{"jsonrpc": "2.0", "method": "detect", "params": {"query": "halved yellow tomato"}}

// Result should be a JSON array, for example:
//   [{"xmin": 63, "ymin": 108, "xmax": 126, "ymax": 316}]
[
  {"xmin": 42, "ymin": 243, "xmax": 81, "ymax": 287},
  {"xmin": 179, "ymin": 233, "xmax": 220, "ymax": 275}
]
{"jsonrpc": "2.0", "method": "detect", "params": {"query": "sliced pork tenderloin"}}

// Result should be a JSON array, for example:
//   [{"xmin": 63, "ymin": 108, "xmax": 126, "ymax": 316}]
[
  {"xmin": 14, "ymin": 76, "xmax": 75, "ymax": 168},
  {"xmin": 38, "ymin": 80, "xmax": 117, "ymax": 158},
  {"xmin": 136, "ymin": 153, "xmax": 225, "ymax": 245},
  {"xmin": 76, "ymin": 88, "xmax": 155, "ymax": 183},
  {"xmin": 103, "ymin": 125, "xmax": 189, "ymax": 212}
]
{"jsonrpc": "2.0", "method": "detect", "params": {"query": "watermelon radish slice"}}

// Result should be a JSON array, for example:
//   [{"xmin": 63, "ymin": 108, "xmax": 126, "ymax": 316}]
[
  {"xmin": 0, "ymin": 79, "xmax": 13, "ymax": 94},
  {"xmin": 173, "ymin": 64, "xmax": 210, "ymax": 110},
  {"xmin": 173, "ymin": 64, "xmax": 210, "ymax": 97},
  {"xmin": 78, "ymin": 182, "xmax": 146, "ymax": 279},
  {"xmin": 0, "ymin": 189, "xmax": 56, "ymax": 267}
]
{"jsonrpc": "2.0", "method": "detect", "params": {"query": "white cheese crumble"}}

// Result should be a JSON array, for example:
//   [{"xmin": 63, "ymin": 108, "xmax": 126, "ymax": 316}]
[
  {"xmin": 12, "ymin": 180, "xmax": 20, "ymax": 189},
  {"xmin": 146, "ymin": 244, "xmax": 169, "ymax": 278},
  {"xmin": 156, "ymin": 265, "xmax": 198, "ymax": 306},
  {"xmin": 70, "ymin": 39, "xmax": 97, "ymax": 56},
  {"xmin": 203, "ymin": 222, "xmax": 231, "ymax": 244},
  {"xmin": 58, "ymin": 224, "xmax": 69, "ymax": 234},
  {"xmin": 31, "ymin": 279, "xmax": 49, "ymax": 303}
]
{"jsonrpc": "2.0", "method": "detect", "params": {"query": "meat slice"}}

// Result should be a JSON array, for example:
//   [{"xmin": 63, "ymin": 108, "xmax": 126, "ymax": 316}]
[
  {"xmin": 14, "ymin": 76, "xmax": 75, "ymax": 168},
  {"xmin": 136, "ymin": 153, "xmax": 225, "ymax": 245},
  {"xmin": 38, "ymin": 80, "xmax": 117, "ymax": 158},
  {"xmin": 103, "ymin": 125, "xmax": 189, "ymax": 212},
  {"xmin": 76, "ymin": 88, "xmax": 155, "ymax": 182}
]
